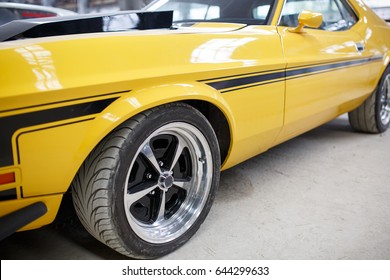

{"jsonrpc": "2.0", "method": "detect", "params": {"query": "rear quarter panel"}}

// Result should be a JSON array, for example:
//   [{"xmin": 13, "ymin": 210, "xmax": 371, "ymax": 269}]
[{"xmin": 351, "ymin": 0, "xmax": 390, "ymax": 84}]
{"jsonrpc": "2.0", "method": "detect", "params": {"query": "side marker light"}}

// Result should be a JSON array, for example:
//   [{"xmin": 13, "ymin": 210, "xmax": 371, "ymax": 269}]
[{"xmin": 0, "ymin": 172, "xmax": 16, "ymax": 185}]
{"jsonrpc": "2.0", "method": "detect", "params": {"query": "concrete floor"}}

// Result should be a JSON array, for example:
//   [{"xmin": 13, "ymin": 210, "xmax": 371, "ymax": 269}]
[{"xmin": 1, "ymin": 114, "xmax": 389, "ymax": 260}]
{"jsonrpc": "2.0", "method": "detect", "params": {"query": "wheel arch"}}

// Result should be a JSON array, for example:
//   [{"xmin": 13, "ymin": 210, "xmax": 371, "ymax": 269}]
[
  {"xmin": 68, "ymin": 82, "xmax": 235, "ymax": 191},
  {"xmin": 371, "ymin": 54, "xmax": 390, "ymax": 97},
  {"xmin": 182, "ymin": 99, "xmax": 231, "ymax": 166},
  {"xmin": 381, "ymin": 52, "xmax": 390, "ymax": 76}
]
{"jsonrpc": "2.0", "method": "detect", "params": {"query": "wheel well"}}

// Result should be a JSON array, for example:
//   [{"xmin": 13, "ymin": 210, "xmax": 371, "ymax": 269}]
[
  {"xmin": 70, "ymin": 99, "xmax": 231, "ymax": 192},
  {"xmin": 183, "ymin": 100, "xmax": 231, "ymax": 165}
]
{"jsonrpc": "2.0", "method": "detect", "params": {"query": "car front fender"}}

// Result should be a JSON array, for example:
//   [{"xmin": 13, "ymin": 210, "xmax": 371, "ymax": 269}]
[{"xmin": 70, "ymin": 82, "xmax": 235, "ymax": 185}]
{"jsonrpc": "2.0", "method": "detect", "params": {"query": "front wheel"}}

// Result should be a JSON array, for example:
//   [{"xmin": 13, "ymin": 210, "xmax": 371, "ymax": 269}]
[
  {"xmin": 71, "ymin": 103, "xmax": 220, "ymax": 259},
  {"xmin": 348, "ymin": 67, "xmax": 390, "ymax": 133}
]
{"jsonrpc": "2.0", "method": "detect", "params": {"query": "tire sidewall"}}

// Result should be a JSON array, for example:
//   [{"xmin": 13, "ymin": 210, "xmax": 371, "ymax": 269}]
[
  {"xmin": 109, "ymin": 104, "xmax": 220, "ymax": 258},
  {"xmin": 375, "ymin": 67, "xmax": 390, "ymax": 132}
]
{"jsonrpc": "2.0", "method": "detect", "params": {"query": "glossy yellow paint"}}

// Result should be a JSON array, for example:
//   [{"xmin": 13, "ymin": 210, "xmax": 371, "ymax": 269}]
[
  {"xmin": 17, "ymin": 117, "xmax": 95, "ymax": 197},
  {"xmin": 288, "ymin": 10, "xmax": 323, "ymax": 33},
  {"xmin": 275, "ymin": 27, "xmax": 378, "ymax": 142},
  {"xmin": 0, "ymin": 0, "xmax": 389, "ymax": 232},
  {"xmin": 272, "ymin": 0, "xmax": 390, "ymax": 144}
]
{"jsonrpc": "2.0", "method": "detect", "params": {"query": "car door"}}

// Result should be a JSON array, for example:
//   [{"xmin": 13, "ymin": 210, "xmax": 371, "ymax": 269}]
[{"xmin": 275, "ymin": 0, "xmax": 375, "ymax": 143}]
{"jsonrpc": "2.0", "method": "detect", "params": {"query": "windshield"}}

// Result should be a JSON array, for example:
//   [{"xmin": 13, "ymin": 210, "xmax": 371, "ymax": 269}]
[{"xmin": 145, "ymin": 0, "xmax": 277, "ymax": 25}]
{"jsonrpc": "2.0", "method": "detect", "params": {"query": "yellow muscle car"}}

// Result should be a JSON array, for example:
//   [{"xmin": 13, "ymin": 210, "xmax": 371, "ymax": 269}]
[{"xmin": 0, "ymin": 0, "xmax": 389, "ymax": 259}]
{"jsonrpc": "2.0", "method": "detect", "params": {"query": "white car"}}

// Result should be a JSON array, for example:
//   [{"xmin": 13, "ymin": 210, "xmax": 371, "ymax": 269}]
[
  {"xmin": 364, "ymin": 0, "xmax": 390, "ymax": 22},
  {"xmin": 0, "ymin": 2, "xmax": 76, "ymax": 25}
]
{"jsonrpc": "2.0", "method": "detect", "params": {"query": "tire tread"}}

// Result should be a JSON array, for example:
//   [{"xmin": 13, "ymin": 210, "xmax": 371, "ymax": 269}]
[
  {"xmin": 72, "ymin": 118, "xmax": 142, "ymax": 257},
  {"xmin": 348, "ymin": 86, "xmax": 379, "ymax": 133},
  {"xmin": 349, "ymin": 66, "xmax": 390, "ymax": 134}
]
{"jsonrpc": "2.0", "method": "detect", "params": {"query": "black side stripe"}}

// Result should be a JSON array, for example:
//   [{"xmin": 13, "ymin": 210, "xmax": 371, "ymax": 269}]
[
  {"xmin": 0, "ymin": 97, "xmax": 118, "ymax": 168},
  {"xmin": 206, "ymin": 71, "xmax": 285, "ymax": 91},
  {"xmin": 0, "ymin": 188, "xmax": 17, "ymax": 201},
  {"xmin": 286, "ymin": 57, "xmax": 382, "ymax": 78},
  {"xmin": 204, "ymin": 56, "xmax": 383, "ymax": 92},
  {"xmin": 0, "ymin": 90, "xmax": 128, "ymax": 114}
]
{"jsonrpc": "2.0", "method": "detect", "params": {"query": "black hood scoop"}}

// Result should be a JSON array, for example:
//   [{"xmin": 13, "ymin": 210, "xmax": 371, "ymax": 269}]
[{"xmin": 0, "ymin": 10, "xmax": 173, "ymax": 42}]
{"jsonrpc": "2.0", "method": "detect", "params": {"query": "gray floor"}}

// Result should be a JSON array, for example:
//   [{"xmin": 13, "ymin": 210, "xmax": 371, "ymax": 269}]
[{"xmin": 1, "ymin": 114, "xmax": 389, "ymax": 260}]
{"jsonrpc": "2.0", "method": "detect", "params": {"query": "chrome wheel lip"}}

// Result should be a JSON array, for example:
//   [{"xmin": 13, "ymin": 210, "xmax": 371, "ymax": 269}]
[
  {"xmin": 123, "ymin": 122, "xmax": 213, "ymax": 244},
  {"xmin": 379, "ymin": 74, "xmax": 390, "ymax": 126}
]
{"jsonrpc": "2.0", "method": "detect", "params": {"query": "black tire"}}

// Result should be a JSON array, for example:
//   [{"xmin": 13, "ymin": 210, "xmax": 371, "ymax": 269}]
[
  {"xmin": 348, "ymin": 66, "xmax": 390, "ymax": 133},
  {"xmin": 71, "ymin": 103, "xmax": 220, "ymax": 259}
]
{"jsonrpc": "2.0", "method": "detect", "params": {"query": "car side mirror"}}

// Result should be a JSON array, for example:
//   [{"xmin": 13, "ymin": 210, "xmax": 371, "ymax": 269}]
[{"xmin": 288, "ymin": 10, "xmax": 323, "ymax": 33}]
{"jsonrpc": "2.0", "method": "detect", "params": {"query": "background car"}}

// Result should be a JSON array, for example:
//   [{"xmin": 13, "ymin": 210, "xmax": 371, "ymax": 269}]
[
  {"xmin": 364, "ymin": 0, "xmax": 390, "ymax": 22},
  {"xmin": 0, "ymin": 0, "xmax": 389, "ymax": 259},
  {"xmin": 0, "ymin": 2, "xmax": 76, "ymax": 25}
]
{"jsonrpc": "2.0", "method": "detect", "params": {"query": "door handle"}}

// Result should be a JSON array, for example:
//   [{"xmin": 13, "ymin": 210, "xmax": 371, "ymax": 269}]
[{"xmin": 355, "ymin": 42, "xmax": 365, "ymax": 52}]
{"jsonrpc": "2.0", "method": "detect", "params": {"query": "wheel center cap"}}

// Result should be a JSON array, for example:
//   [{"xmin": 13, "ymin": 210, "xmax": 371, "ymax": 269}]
[{"xmin": 159, "ymin": 172, "xmax": 174, "ymax": 190}]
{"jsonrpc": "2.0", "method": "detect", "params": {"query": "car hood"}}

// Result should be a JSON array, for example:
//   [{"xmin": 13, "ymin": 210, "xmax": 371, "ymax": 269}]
[
  {"xmin": 0, "ymin": 10, "xmax": 247, "ymax": 42},
  {"xmin": 171, "ymin": 22, "xmax": 247, "ymax": 33}
]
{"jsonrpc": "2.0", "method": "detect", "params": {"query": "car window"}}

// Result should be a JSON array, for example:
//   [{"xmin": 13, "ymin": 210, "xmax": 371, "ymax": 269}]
[
  {"xmin": 146, "ymin": 0, "xmax": 277, "ymax": 25},
  {"xmin": 253, "ymin": 4, "xmax": 272, "ymax": 21},
  {"xmin": 147, "ymin": 1, "xmax": 221, "ymax": 21},
  {"xmin": 279, "ymin": 0, "xmax": 358, "ymax": 31}
]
